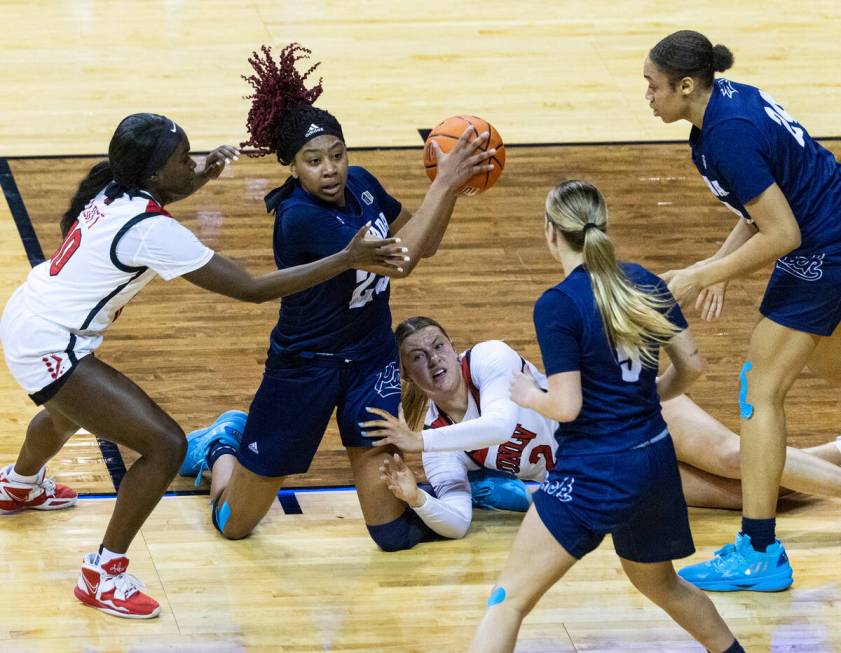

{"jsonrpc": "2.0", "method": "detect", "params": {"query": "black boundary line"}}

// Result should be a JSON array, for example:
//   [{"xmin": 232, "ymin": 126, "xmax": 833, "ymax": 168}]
[
  {"xmin": 4, "ymin": 134, "xmax": 841, "ymax": 162},
  {"xmin": 1, "ymin": 157, "xmax": 130, "ymax": 493},
  {"xmin": 0, "ymin": 158, "xmax": 45, "ymax": 266}
]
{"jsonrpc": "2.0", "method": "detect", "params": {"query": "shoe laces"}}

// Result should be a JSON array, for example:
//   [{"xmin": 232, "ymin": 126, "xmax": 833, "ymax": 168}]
[
  {"xmin": 40, "ymin": 477, "xmax": 56, "ymax": 496},
  {"xmin": 111, "ymin": 572, "xmax": 145, "ymax": 600},
  {"xmin": 708, "ymin": 544, "xmax": 746, "ymax": 574},
  {"xmin": 193, "ymin": 460, "xmax": 208, "ymax": 487}
]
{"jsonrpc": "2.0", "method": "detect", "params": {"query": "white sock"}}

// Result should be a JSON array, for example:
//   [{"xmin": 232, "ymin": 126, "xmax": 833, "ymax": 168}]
[
  {"xmin": 834, "ymin": 435, "xmax": 841, "ymax": 455},
  {"xmin": 97, "ymin": 546, "xmax": 127, "ymax": 566},
  {"xmin": 8, "ymin": 466, "xmax": 43, "ymax": 484}
]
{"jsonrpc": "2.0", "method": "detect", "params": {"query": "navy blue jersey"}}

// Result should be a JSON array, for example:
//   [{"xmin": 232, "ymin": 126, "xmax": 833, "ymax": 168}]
[
  {"xmin": 690, "ymin": 79, "xmax": 841, "ymax": 256},
  {"xmin": 534, "ymin": 263, "xmax": 687, "ymax": 455},
  {"xmin": 265, "ymin": 166, "xmax": 402, "ymax": 359}
]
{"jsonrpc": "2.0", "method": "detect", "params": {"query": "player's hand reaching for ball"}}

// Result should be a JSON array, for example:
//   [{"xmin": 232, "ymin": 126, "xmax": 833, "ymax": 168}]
[
  {"xmin": 344, "ymin": 223, "xmax": 410, "ymax": 273},
  {"xmin": 430, "ymin": 126, "xmax": 496, "ymax": 193},
  {"xmin": 200, "ymin": 145, "xmax": 241, "ymax": 180},
  {"xmin": 379, "ymin": 453, "xmax": 424, "ymax": 507}
]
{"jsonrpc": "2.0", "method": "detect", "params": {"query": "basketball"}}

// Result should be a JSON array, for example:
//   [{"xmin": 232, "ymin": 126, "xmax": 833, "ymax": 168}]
[{"xmin": 423, "ymin": 115, "xmax": 505, "ymax": 196}]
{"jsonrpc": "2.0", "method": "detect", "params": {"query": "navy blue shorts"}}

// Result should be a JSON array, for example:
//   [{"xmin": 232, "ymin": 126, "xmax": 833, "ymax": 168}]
[
  {"xmin": 533, "ymin": 432, "xmax": 695, "ymax": 563},
  {"xmin": 760, "ymin": 250, "xmax": 841, "ymax": 336},
  {"xmin": 236, "ymin": 343, "xmax": 401, "ymax": 477}
]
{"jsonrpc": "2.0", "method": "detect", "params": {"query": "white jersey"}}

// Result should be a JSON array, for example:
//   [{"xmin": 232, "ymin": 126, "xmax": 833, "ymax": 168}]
[
  {"xmin": 412, "ymin": 341, "xmax": 559, "ymax": 539},
  {"xmin": 22, "ymin": 188, "xmax": 213, "ymax": 335},
  {"xmin": 422, "ymin": 340, "xmax": 558, "ymax": 480},
  {"xmin": 1, "ymin": 186, "xmax": 213, "ymax": 396}
]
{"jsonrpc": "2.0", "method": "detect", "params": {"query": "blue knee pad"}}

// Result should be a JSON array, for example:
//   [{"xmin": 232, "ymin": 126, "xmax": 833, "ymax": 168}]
[
  {"xmin": 739, "ymin": 361, "xmax": 754, "ymax": 419},
  {"xmin": 211, "ymin": 499, "xmax": 232, "ymax": 534},
  {"xmin": 367, "ymin": 509, "xmax": 433, "ymax": 552}
]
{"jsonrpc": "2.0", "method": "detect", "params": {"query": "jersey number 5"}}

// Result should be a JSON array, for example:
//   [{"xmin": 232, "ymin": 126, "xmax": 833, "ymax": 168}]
[
  {"xmin": 49, "ymin": 222, "xmax": 82, "ymax": 276},
  {"xmin": 616, "ymin": 344, "xmax": 642, "ymax": 383},
  {"xmin": 349, "ymin": 270, "xmax": 389, "ymax": 309}
]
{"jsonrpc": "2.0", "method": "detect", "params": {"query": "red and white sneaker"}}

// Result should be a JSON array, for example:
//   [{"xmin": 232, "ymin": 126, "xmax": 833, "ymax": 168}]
[
  {"xmin": 0, "ymin": 464, "xmax": 77, "ymax": 512},
  {"xmin": 74, "ymin": 553, "xmax": 161, "ymax": 619}
]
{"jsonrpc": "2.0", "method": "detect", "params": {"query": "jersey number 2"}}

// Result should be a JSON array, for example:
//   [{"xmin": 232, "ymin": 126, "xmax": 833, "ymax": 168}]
[
  {"xmin": 49, "ymin": 223, "xmax": 82, "ymax": 276},
  {"xmin": 760, "ymin": 90, "xmax": 805, "ymax": 148},
  {"xmin": 349, "ymin": 270, "xmax": 389, "ymax": 309}
]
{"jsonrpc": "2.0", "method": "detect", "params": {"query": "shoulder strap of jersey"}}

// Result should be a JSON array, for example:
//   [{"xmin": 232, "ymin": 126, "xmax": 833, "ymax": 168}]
[
  {"xmin": 109, "ymin": 211, "xmax": 165, "ymax": 272},
  {"xmin": 460, "ymin": 347, "xmax": 481, "ymax": 412}
]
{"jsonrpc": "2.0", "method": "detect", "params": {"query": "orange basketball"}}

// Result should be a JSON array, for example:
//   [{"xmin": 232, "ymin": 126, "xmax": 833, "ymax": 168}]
[{"xmin": 423, "ymin": 115, "xmax": 505, "ymax": 196}]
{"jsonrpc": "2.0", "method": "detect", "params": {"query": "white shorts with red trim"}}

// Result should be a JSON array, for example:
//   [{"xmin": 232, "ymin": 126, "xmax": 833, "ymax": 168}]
[{"xmin": 1, "ymin": 287, "xmax": 99, "ymax": 398}]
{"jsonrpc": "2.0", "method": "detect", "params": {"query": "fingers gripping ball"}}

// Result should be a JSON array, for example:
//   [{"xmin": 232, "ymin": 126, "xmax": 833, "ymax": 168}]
[{"xmin": 423, "ymin": 115, "xmax": 505, "ymax": 196}]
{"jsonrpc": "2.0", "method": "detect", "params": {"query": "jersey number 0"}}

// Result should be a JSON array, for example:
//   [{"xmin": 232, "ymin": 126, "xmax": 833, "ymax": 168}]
[{"xmin": 49, "ymin": 223, "xmax": 82, "ymax": 276}]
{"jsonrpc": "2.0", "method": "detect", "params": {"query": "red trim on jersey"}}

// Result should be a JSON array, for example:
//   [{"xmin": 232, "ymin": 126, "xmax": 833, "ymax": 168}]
[
  {"xmin": 460, "ymin": 348, "xmax": 490, "ymax": 467},
  {"xmin": 145, "ymin": 199, "xmax": 171, "ymax": 217}
]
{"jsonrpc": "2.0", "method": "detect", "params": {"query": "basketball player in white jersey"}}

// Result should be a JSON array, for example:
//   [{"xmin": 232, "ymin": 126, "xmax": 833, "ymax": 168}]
[
  {"xmin": 0, "ymin": 112, "xmax": 406, "ymax": 619},
  {"xmin": 365, "ymin": 316, "xmax": 841, "ymax": 541}
]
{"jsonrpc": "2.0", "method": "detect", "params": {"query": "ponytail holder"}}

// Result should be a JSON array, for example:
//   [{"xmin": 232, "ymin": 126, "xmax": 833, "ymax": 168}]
[{"xmin": 583, "ymin": 222, "xmax": 599, "ymax": 233}]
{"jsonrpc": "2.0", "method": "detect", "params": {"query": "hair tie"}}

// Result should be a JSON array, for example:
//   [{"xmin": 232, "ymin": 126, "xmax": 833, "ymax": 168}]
[{"xmin": 583, "ymin": 222, "xmax": 600, "ymax": 233}]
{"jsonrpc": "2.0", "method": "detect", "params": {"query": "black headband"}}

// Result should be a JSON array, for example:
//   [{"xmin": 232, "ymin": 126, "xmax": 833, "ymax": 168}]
[
  {"xmin": 140, "ymin": 119, "xmax": 186, "ymax": 180},
  {"xmin": 278, "ymin": 112, "xmax": 344, "ymax": 165}
]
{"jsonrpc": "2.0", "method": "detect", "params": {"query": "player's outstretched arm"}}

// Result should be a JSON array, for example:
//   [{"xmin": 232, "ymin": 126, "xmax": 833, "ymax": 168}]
[
  {"xmin": 391, "ymin": 127, "xmax": 495, "ymax": 275},
  {"xmin": 663, "ymin": 184, "xmax": 800, "ymax": 306},
  {"xmin": 183, "ymin": 223, "xmax": 407, "ymax": 303}
]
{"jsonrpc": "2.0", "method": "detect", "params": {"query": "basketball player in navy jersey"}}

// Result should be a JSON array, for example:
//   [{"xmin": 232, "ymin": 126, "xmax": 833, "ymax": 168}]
[
  {"xmin": 0, "ymin": 113, "xmax": 406, "ymax": 619},
  {"xmin": 178, "ymin": 43, "xmax": 496, "ymax": 550},
  {"xmin": 645, "ymin": 30, "xmax": 841, "ymax": 591},
  {"xmin": 468, "ymin": 180, "xmax": 744, "ymax": 653}
]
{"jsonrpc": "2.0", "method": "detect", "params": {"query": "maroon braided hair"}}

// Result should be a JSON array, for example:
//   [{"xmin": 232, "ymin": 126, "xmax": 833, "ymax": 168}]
[{"xmin": 241, "ymin": 43, "xmax": 326, "ymax": 159}]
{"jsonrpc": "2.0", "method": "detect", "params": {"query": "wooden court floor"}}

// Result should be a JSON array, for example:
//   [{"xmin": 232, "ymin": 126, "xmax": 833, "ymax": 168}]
[
  {"xmin": 3, "ymin": 1, "xmax": 841, "ymax": 650},
  {"xmin": 1, "ymin": 144, "xmax": 840, "ymax": 651}
]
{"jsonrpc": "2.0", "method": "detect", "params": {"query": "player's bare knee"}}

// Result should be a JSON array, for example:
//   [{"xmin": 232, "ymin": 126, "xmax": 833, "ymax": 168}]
[
  {"xmin": 154, "ymin": 429, "xmax": 187, "ymax": 473},
  {"xmin": 720, "ymin": 441, "xmax": 742, "ymax": 478},
  {"xmin": 221, "ymin": 523, "xmax": 253, "ymax": 540},
  {"xmin": 210, "ymin": 497, "xmax": 257, "ymax": 540}
]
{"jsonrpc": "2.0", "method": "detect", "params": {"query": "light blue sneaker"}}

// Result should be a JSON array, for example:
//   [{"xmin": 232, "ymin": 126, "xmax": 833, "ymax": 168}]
[
  {"xmin": 678, "ymin": 532, "xmax": 793, "ymax": 592},
  {"xmin": 468, "ymin": 468, "xmax": 533, "ymax": 512},
  {"xmin": 178, "ymin": 410, "xmax": 247, "ymax": 485}
]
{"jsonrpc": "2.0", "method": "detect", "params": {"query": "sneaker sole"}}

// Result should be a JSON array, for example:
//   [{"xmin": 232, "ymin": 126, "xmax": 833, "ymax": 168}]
[
  {"xmin": 681, "ymin": 574, "xmax": 794, "ymax": 592},
  {"xmin": 74, "ymin": 586, "xmax": 161, "ymax": 619},
  {"xmin": 1, "ymin": 499, "xmax": 77, "ymax": 512},
  {"xmin": 32, "ymin": 499, "xmax": 78, "ymax": 510}
]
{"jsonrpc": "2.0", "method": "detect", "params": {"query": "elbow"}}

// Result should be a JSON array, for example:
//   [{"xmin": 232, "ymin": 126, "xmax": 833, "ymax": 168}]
[
  {"xmin": 787, "ymin": 230, "xmax": 801, "ymax": 253},
  {"xmin": 238, "ymin": 287, "xmax": 267, "ymax": 304},
  {"xmin": 555, "ymin": 403, "xmax": 582, "ymax": 423},
  {"xmin": 688, "ymin": 356, "xmax": 706, "ymax": 381},
  {"xmin": 777, "ymin": 226, "xmax": 801, "ymax": 256}
]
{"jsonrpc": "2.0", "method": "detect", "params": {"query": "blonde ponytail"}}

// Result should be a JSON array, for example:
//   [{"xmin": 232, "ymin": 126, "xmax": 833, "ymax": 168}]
[{"xmin": 545, "ymin": 181, "xmax": 680, "ymax": 368}]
